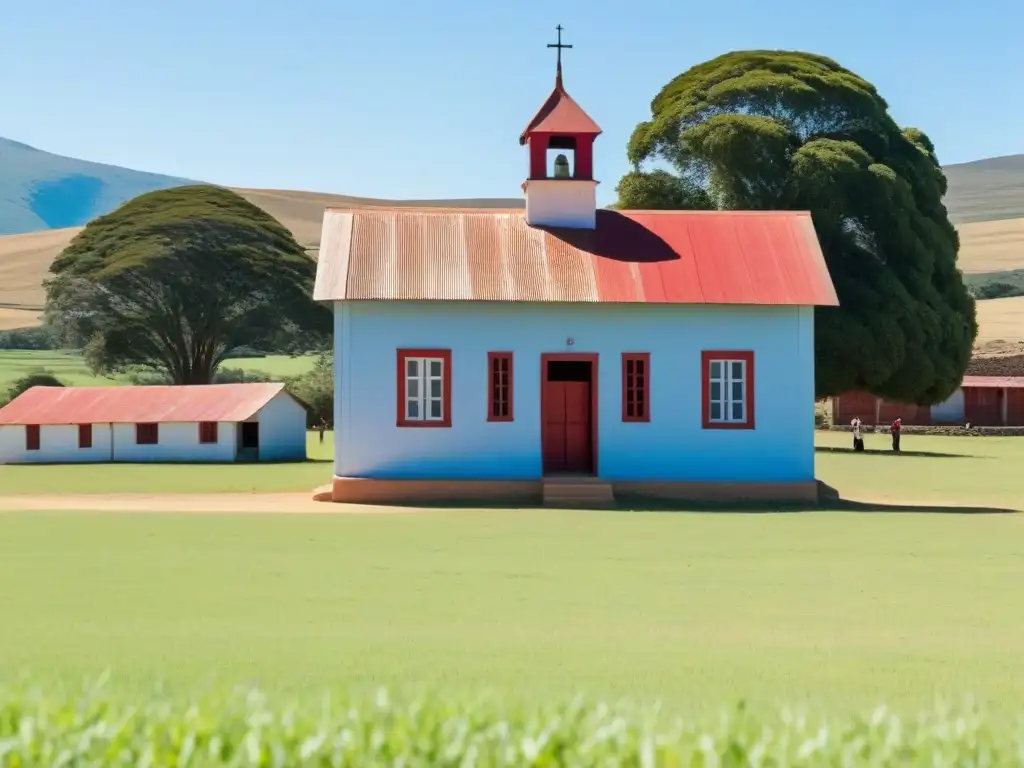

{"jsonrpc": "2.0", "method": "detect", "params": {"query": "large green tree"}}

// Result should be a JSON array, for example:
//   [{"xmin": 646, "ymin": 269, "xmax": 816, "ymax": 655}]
[
  {"xmin": 45, "ymin": 185, "xmax": 329, "ymax": 385},
  {"xmin": 617, "ymin": 50, "xmax": 977, "ymax": 404}
]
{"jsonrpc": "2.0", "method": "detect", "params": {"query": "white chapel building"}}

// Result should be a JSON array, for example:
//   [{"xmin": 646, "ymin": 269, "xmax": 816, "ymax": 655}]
[{"xmin": 313, "ymin": 34, "xmax": 838, "ymax": 506}]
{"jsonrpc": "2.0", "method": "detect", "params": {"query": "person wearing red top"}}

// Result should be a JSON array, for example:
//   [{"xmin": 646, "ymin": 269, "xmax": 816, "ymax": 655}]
[{"xmin": 890, "ymin": 417, "xmax": 902, "ymax": 452}]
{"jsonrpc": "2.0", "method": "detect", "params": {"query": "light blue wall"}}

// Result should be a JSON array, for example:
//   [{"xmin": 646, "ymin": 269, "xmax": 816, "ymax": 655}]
[
  {"xmin": 931, "ymin": 387, "xmax": 965, "ymax": 423},
  {"xmin": 334, "ymin": 301, "xmax": 816, "ymax": 483}
]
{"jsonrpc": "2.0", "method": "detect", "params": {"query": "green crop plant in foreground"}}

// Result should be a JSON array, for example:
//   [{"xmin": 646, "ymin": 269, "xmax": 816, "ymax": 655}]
[{"xmin": 0, "ymin": 686, "xmax": 1019, "ymax": 766}]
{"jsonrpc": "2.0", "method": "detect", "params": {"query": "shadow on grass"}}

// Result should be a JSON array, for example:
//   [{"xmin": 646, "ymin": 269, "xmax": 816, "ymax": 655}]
[
  {"xmin": 814, "ymin": 446, "xmax": 981, "ymax": 459},
  {"xmin": 393, "ymin": 481, "xmax": 1019, "ymax": 516}
]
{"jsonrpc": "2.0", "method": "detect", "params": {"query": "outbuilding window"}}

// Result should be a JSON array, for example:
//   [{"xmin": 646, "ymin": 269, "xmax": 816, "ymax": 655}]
[
  {"xmin": 487, "ymin": 352, "xmax": 514, "ymax": 422},
  {"xmin": 25, "ymin": 424, "xmax": 40, "ymax": 451},
  {"xmin": 199, "ymin": 421, "xmax": 218, "ymax": 444},
  {"xmin": 136, "ymin": 423, "xmax": 159, "ymax": 445},
  {"xmin": 621, "ymin": 353, "xmax": 650, "ymax": 422},
  {"xmin": 397, "ymin": 349, "xmax": 452, "ymax": 427},
  {"xmin": 702, "ymin": 351, "xmax": 755, "ymax": 429},
  {"xmin": 78, "ymin": 424, "xmax": 92, "ymax": 449}
]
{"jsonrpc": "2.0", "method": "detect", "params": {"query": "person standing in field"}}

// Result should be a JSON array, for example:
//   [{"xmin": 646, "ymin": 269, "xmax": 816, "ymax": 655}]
[
  {"xmin": 890, "ymin": 417, "xmax": 901, "ymax": 453},
  {"xmin": 318, "ymin": 419, "xmax": 326, "ymax": 444},
  {"xmin": 851, "ymin": 417, "xmax": 864, "ymax": 451}
]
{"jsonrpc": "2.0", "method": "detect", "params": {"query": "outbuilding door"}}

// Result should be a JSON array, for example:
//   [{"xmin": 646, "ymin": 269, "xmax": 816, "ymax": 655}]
[
  {"xmin": 541, "ymin": 355, "xmax": 596, "ymax": 474},
  {"xmin": 965, "ymin": 387, "xmax": 1002, "ymax": 426}
]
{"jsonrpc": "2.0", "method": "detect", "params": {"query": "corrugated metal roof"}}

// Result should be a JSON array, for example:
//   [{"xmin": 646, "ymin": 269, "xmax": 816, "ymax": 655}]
[
  {"xmin": 519, "ymin": 83, "xmax": 602, "ymax": 143},
  {"xmin": 961, "ymin": 375, "xmax": 1024, "ymax": 389},
  {"xmin": 0, "ymin": 383, "xmax": 287, "ymax": 426},
  {"xmin": 314, "ymin": 208, "xmax": 839, "ymax": 307}
]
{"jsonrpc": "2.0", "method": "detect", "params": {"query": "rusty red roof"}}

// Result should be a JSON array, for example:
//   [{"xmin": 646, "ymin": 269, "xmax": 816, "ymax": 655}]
[
  {"xmin": 961, "ymin": 376, "xmax": 1024, "ymax": 389},
  {"xmin": 0, "ymin": 383, "xmax": 289, "ymax": 426},
  {"xmin": 519, "ymin": 82, "xmax": 602, "ymax": 144},
  {"xmin": 313, "ymin": 208, "xmax": 839, "ymax": 306}
]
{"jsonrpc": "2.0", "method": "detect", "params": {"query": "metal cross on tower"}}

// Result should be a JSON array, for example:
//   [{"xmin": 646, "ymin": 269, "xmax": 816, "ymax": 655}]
[{"xmin": 547, "ymin": 25, "xmax": 572, "ymax": 86}]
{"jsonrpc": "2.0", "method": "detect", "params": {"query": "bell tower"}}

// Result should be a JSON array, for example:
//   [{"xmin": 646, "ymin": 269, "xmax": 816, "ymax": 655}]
[{"xmin": 520, "ymin": 26, "xmax": 601, "ymax": 229}]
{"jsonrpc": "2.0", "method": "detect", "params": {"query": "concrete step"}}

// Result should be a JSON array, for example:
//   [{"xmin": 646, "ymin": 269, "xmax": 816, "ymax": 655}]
[{"xmin": 542, "ymin": 479, "xmax": 615, "ymax": 508}]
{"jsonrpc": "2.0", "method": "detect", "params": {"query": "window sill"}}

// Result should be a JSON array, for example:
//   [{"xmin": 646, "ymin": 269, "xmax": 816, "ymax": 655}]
[
  {"xmin": 702, "ymin": 421, "xmax": 754, "ymax": 430},
  {"xmin": 396, "ymin": 420, "xmax": 452, "ymax": 428}
]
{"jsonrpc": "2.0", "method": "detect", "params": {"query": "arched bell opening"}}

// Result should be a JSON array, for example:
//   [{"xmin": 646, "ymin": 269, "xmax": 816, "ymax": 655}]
[{"xmin": 545, "ymin": 136, "xmax": 577, "ymax": 179}]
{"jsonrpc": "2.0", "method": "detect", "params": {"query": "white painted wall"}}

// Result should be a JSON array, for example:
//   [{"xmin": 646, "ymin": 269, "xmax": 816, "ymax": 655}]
[
  {"xmin": 931, "ymin": 388, "xmax": 965, "ymax": 423},
  {"xmin": 524, "ymin": 179, "xmax": 597, "ymax": 228},
  {"xmin": 110, "ymin": 422, "xmax": 237, "ymax": 462},
  {"xmin": 0, "ymin": 393, "xmax": 307, "ymax": 465},
  {"xmin": 0, "ymin": 424, "xmax": 113, "ymax": 464},
  {"xmin": 254, "ymin": 391, "xmax": 308, "ymax": 461}
]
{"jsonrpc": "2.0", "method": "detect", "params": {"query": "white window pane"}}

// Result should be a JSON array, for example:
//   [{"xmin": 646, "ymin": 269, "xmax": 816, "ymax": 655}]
[
  {"xmin": 429, "ymin": 359, "xmax": 442, "ymax": 377},
  {"xmin": 407, "ymin": 378, "xmax": 419, "ymax": 398},
  {"xmin": 710, "ymin": 402, "xmax": 722, "ymax": 421},
  {"xmin": 429, "ymin": 400, "xmax": 442, "ymax": 419},
  {"xmin": 710, "ymin": 381, "xmax": 721, "ymax": 402},
  {"xmin": 430, "ymin": 379, "xmax": 441, "ymax": 398},
  {"xmin": 731, "ymin": 361, "xmax": 744, "ymax": 379},
  {"xmin": 731, "ymin": 401, "xmax": 744, "ymax": 421},
  {"xmin": 406, "ymin": 359, "xmax": 419, "ymax": 377},
  {"xmin": 731, "ymin": 381, "xmax": 744, "ymax": 402},
  {"xmin": 407, "ymin": 399, "xmax": 420, "ymax": 419},
  {"xmin": 710, "ymin": 361, "xmax": 722, "ymax": 379}
]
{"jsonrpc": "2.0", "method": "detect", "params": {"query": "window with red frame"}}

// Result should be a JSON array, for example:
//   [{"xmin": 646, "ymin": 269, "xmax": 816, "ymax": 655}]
[
  {"xmin": 702, "ymin": 351, "xmax": 755, "ymax": 429},
  {"xmin": 397, "ymin": 349, "xmax": 452, "ymax": 427},
  {"xmin": 621, "ymin": 353, "xmax": 650, "ymax": 422},
  {"xmin": 136, "ymin": 422, "xmax": 159, "ymax": 445},
  {"xmin": 199, "ymin": 421, "xmax": 218, "ymax": 444},
  {"xmin": 487, "ymin": 352, "xmax": 514, "ymax": 421}
]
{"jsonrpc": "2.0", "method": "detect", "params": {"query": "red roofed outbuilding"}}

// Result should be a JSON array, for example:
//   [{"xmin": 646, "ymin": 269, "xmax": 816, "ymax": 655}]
[
  {"xmin": 832, "ymin": 376, "xmax": 1024, "ymax": 428},
  {"xmin": 312, "ymin": 33, "xmax": 839, "ymax": 506},
  {"xmin": 0, "ymin": 383, "xmax": 307, "ymax": 464}
]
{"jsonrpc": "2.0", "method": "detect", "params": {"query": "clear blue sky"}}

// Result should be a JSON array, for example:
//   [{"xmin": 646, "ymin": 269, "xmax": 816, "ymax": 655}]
[{"xmin": 2, "ymin": 0, "xmax": 1020, "ymax": 206}]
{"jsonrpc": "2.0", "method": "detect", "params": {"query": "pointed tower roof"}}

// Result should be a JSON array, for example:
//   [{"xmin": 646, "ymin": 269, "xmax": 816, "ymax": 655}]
[{"xmin": 519, "ymin": 26, "xmax": 602, "ymax": 145}]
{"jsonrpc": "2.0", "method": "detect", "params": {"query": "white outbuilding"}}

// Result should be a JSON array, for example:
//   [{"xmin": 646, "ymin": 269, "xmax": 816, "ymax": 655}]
[{"xmin": 0, "ymin": 383, "xmax": 308, "ymax": 464}]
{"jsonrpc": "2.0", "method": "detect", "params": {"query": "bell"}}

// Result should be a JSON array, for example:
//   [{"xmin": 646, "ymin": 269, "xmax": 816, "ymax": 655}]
[{"xmin": 553, "ymin": 154, "xmax": 571, "ymax": 179}]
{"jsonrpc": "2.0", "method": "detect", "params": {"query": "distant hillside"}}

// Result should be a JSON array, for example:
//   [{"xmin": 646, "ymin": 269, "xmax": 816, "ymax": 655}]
[
  {"xmin": 0, "ymin": 137, "xmax": 198, "ymax": 236},
  {"xmin": 1, "ymin": 137, "xmax": 1022, "ymax": 356},
  {"xmin": 943, "ymin": 155, "xmax": 1024, "ymax": 224}
]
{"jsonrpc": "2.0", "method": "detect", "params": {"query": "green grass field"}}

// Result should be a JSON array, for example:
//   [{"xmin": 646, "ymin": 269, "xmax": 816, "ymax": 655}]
[
  {"xmin": 0, "ymin": 349, "xmax": 315, "ymax": 388},
  {"xmin": 0, "ymin": 432, "xmax": 1023, "ymax": 721},
  {"xmin": 1, "ymin": 506, "xmax": 1023, "ymax": 716},
  {"xmin": 2, "ymin": 429, "xmax": 1022, "ymax": 511}
]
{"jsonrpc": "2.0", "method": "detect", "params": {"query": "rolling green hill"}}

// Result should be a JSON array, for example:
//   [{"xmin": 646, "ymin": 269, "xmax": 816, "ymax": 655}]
[{"xmin": 0, "ymin": 137, "xmax": 196, "ymax": 236}]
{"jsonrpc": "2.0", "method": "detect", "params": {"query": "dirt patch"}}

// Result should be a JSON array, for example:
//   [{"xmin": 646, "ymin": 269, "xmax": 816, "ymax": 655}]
[{"xmin": 0, "ymin": 493, "xmax": 416, "ymax": 514}]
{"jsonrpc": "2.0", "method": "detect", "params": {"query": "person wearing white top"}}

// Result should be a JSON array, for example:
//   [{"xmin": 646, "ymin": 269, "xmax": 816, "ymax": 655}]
[{"xmin": 851, "ymin": 417, "xmax": 865, "ymax": 451}]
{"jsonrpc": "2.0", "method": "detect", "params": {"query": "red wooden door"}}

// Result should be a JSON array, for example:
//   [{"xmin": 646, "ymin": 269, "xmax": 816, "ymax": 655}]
[
  {"xmin": 965, "ymin": 387, "xmax": 1000, "ymax": 426},
  {"xmin": 542, "ymin": 381, "xmax": 592, "ymax": 473}
]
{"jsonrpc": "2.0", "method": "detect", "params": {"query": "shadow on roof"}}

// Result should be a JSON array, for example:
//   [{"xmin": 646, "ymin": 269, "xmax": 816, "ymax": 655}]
[{"xmin": 541, "ymin": 210, "xmax": 680, "ymax": 264}]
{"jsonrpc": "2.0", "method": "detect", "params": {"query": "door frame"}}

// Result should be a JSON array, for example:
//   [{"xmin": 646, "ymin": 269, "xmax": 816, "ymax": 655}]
[{"xmin": 540, "ymin": 353, "xmax": 599, "ymax": 476}]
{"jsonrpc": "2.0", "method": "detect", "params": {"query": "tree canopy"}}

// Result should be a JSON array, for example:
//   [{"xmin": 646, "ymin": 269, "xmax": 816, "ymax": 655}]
[
  {"xmin": 45, "ymin": 185, "xmax": 330, "ymax": 385},
  {"xmin": 2, "ymin": 373, "xmax": 63, "ymax": 407},
  {"xmin": 617, "ymin": 50, "xmax": 977, "ymax": 404}
]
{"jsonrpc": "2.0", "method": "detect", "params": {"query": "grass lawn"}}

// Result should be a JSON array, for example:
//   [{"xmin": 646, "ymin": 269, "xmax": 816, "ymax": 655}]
[
  {"xmin": 814, "ymin": 429, "xmax": 1024, "ymax": 511},
  {"xmin": 1, "ymin": 507, "xmax": 1023, "ymax": 715},
  {"xmin": 2, "ymin": 429, "xmax": 1022, "ymax": 512},
  {"xmin": 0, "ymin": 349, "xmax": 316, "ymax": 388},
  {"xmin": 0, "ymin": 431, "xmax": 333, "ymax": 493}
]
